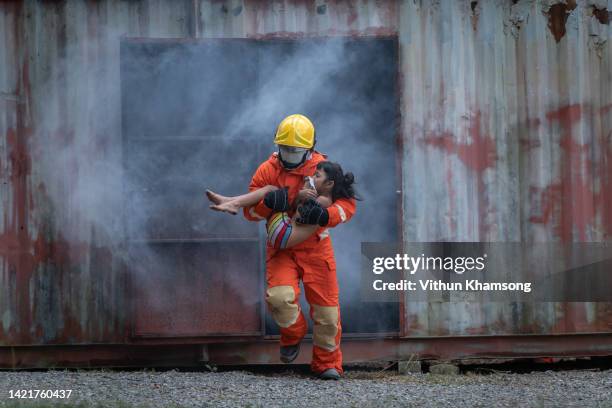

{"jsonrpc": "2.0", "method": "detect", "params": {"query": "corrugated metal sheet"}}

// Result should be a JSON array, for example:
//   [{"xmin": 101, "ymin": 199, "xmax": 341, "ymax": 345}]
[
  {"xmin": 399, "ymin": 0, "xmax": 612, "ymax": 337},
  {"xmin": 0, "ymin": 0, "xmax": 611, "ymax": 355}
]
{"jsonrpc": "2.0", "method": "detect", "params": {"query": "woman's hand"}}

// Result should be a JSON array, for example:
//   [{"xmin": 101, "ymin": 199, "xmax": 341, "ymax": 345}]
[{"xmin": 296, "ymin": 188, "xmax": 318, "ymax": 203}]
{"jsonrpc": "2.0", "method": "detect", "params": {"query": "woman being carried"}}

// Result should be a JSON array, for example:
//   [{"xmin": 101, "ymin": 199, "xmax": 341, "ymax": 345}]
[{"xmin": 205, "ymin": 161, "xmax": 359, "ymax": 249}]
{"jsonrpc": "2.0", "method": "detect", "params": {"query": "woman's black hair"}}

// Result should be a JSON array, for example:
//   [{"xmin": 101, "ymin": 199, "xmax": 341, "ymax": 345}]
[{"xmin": 316, "ymin": 161, "xmax": 362, "ymax": 201}]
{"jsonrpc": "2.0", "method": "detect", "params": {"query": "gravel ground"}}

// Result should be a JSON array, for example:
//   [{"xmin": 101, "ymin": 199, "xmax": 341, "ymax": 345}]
[{"xmin": 0, "ymin": 367, "xmax": 611, "ymax": 408}]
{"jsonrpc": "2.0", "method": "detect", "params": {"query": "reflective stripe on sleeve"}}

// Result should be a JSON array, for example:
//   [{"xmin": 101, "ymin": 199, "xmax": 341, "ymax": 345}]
[
  {"xmin": 318, "ymin": 228, "xmax": 330, "ymax": 240},
  {"xmin": 334, "ymin": 204, "xmax": 347, "ymax": 222}
]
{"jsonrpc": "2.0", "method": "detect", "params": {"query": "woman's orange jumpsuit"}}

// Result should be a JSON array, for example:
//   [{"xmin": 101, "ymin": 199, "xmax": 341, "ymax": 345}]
[{"xmin": 243, "ymin": 151, "xmax": 356, "ymax": 375}]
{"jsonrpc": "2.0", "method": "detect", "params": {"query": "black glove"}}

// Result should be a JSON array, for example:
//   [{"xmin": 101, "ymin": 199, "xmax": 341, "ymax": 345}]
[
  {"xmin": 264, "ymin": 187, "xmax": 290, "ymax": 212},
  {"xmin": 297, "ymin": 198, "xmax": 329, "ymax": 226}
]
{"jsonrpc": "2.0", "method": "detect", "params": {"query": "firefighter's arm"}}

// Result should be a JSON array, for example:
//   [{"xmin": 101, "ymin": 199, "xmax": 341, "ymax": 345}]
[
  {"xmin": 296, "ymin": 197, "xmax": 356, "ymax": 227},
  {"xmin": 243, "ymin": 162, "xmax": 275, "ymax": 222},
  {"xmin": 325, "ymin": 197, "xmax": 356, "ymax": 228}
]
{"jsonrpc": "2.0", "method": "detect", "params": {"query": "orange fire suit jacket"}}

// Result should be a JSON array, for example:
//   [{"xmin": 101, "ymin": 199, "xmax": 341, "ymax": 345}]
[{"xmin": 243, "ymin": 151, "xmax": 356, "ymax": 255}]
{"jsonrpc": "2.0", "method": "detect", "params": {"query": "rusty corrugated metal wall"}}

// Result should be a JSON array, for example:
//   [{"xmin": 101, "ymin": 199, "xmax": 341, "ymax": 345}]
[
  {"xmin": 400, "ymin": 0, "xmax": 612, "ymax": 337},
  {"xmin": 0, "ymin": 0, "xmax": 611, "ymax": 348}
]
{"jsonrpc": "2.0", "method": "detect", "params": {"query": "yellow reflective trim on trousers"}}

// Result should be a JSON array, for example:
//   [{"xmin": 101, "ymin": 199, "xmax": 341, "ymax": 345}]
[
  {"xmin": 312, "ymin": 305, "xmax": 339, "ymax": 351},
  {"xmin": 265, "ymin": 285, "xmax": 299, "ymax": 328}
]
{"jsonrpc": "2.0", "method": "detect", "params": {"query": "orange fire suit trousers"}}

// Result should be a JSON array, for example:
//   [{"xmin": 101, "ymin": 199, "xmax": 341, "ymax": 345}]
[{"xmin": 265, "ymin": 243, "xmax": 343, "ymax": 375}]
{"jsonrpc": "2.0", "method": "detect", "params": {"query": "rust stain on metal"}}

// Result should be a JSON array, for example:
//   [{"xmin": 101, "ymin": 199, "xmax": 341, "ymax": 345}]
[
  {"xmin": 3, "ymin": 12, "xmax": 35, "ymax": 339},
  {"xmin": 423, "ymin": 111, "xmax": 497, "ymax": 237},
  {"xmin": 550, "ymin": 304, "xmax": 591, "ymax": 334},
  {"xmin": 470, "ymin": 1, "xmax": 479, "ymax": 31},
  {"xmin": 592, "ymin": 6, "xmax": 610, "ymax": 25},
  {"xmin": 544, "ymin": 1, "xmax": 576, "ymax": 43},
  {"xmin": 527, "ymin": 103, "xmax": 612, "ymax": 241},
  {"xmin": 424, "ymin": 112, "xmax": 497, "ymax": 173},
  {"xmin": 346, "ymin": 1, "xmax": 358, "ymax": 27}
]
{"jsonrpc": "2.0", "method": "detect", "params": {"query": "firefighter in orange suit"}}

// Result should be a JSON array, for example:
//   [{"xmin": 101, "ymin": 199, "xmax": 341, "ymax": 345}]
[{"xmin": 243, "ymin": 114, "xmax": 356, "ymax": 380}]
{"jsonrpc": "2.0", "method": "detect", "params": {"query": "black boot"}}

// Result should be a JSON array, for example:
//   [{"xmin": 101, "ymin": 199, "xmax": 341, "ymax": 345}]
[
  {"xmin": 318, "ymin": 368, "xmax": 341, "ymax": 380},
  {"xmin": 280, "ymin": 342, "xmax": 301, "ymax": 363}
]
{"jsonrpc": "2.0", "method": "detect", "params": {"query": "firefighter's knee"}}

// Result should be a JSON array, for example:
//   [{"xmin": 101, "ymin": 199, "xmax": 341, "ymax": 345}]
[
  {"xmin": 312, "ymin": 305, "xmax": 339, "ymax": 351},
  {"xmin": 266, "ymin": 286, "xmax": 299, "ymax": 328}
]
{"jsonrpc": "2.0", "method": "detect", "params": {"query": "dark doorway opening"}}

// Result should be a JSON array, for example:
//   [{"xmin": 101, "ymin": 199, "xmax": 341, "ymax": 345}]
[{"xmin": 121, "ymin": 37, "xmax": 400, "ymax": 338}]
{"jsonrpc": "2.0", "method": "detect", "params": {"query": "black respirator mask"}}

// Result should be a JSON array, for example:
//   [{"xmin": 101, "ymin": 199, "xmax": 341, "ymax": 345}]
[{"xmin": 278, "ymin": 145, "xmax": 309, "ymax": 169}]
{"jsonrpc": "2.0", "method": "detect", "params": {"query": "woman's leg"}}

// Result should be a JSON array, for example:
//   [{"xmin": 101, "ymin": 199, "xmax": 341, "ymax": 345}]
[
  {"xmin": 207, "ymin": 185, "xmax": 278, "ymax": 215},
  {"xmin": 285, "ymin": 222, "xmax": 319, "ymax": 248},
  {"xmin": 267, "ymin": 213, "xmax": 319, "ymax": 249},
  {"xmin": 205, "ymin": 190, "xmax": 232, "ymax": 205}
]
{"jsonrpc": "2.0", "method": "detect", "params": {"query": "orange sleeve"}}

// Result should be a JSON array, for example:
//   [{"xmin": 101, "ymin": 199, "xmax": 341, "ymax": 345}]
[
  {"xmin": 243, "ymin": 161, "xmax": 275, "ymax": 222},
  {"xmin": 326, "ymin": 197, "xmax": 356, "ymax": 228}
]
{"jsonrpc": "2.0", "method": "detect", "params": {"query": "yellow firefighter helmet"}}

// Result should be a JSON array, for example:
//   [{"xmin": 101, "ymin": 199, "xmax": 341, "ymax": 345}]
[{"xmin": 273, "ymin": 114, "xmax": 315, "ymax": 149}]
